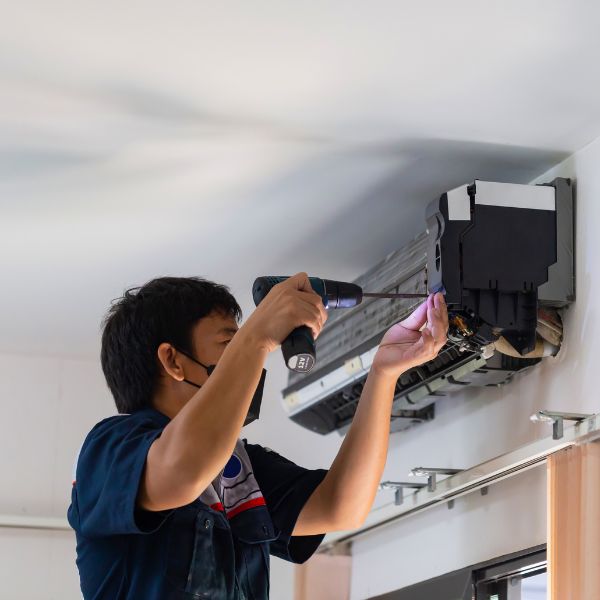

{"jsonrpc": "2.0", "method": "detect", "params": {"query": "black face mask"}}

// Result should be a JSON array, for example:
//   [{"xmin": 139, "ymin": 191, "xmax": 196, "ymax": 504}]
[{"xmin": 176, "ymin": 348, "xmax": 266, "ymax": 426}]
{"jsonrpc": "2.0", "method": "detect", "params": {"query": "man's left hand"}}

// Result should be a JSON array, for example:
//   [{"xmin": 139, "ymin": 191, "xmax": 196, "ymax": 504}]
[{"xmin": 371, "ymin": 292, "xmax": 449, "ymax": 379}]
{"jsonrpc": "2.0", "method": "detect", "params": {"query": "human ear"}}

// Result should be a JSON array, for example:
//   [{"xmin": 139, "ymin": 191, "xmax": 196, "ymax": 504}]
[{"xmin": 157, "ymin": 343, "xmax": 185, "ymax": 382}]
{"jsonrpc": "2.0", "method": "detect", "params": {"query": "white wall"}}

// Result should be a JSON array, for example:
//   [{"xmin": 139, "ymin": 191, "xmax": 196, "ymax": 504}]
[
  {"xmin": 0, "ymin": 355, "xmax": 113, "ymax": 600},
  {"xmin": 347, "ymin": 135, "xmax": 600, "ymax": 599}
]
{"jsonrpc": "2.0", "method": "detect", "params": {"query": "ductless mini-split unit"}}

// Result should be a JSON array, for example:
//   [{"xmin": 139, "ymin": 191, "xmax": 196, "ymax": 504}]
[{"xmin": 282, "ymin": 178, "xmax": 575, "ymax": 435}]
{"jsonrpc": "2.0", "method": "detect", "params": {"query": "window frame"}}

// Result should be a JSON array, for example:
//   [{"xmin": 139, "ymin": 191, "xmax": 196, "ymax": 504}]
[
  {"xmin": 474, "ymin": 547, "xmax": 546, "ymax": 600},
  {"xmin": 370, "ymin": 545, "xmax": 546, "ymax": 600}
]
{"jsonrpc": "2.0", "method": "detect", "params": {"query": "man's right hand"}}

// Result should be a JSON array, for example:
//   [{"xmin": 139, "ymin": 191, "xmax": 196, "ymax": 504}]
[{"xmin": 241, "ymin": 272, "xmax": 328, "ymax": 353}]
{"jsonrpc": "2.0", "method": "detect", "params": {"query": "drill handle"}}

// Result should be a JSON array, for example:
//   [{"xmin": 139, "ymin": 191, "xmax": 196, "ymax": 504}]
[{"xmin": 280, "ymin": 326, "xmax": 316, "ymax": 373}]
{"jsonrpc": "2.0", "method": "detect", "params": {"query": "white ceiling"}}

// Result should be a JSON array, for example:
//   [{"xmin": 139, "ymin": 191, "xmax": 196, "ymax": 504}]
[{"xmin": 2, "ymin": 1, "xmax": 600, "ymax": 357}]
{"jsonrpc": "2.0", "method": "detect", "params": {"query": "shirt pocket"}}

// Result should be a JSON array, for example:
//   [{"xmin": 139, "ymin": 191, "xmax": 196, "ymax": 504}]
[{"xmin": 165, "ymin": 507, "xmax": 230, "ymax": 599}]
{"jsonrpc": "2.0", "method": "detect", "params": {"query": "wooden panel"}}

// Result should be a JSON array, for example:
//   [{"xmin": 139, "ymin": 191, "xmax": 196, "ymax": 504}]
[
  {"xmin": 548, "ymin": 443, "xmax": 600, "ymax": 599},
  {"xmin": 294, "ymin": 553, "xmax": 352, "ymax": 600}
]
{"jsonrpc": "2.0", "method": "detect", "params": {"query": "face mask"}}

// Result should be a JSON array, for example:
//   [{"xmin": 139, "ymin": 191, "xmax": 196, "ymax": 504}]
[{"xmin": 176, "ymin": 348, "xmax": 266, "ymax": 426}]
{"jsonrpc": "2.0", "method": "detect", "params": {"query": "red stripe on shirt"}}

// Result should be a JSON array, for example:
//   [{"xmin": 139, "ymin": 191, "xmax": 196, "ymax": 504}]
[
  {"xmin": 210, "ymin": 502, "xmax": 225, "ymax": 512},
  {"xmin": 226, "ymin": 497, "xmax": 266, "ymax": 519}
]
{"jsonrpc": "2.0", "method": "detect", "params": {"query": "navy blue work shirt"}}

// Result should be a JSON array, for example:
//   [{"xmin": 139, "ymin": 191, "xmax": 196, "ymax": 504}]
[{"xmin": 67, "ymin": 407, "xmax": 328, "ymax": 599}]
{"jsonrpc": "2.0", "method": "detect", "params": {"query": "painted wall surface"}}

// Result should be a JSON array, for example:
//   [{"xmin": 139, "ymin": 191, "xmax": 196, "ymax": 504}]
[
  {"xmin": 0, "ymin": 355, "xmax": 112, "ymax": 599},
  {"xmin": 1, "ymin": 134, "xmax": 598, "ymax": 599},
  {"xmin": 347, "ymin": 135, "xmax": 600, "ymax": 599}
]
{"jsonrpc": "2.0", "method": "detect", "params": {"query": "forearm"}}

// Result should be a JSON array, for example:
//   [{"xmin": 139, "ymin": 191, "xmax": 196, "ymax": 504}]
[
  {"xmin": 296, "ymin": 293, "xmax": 448, "ymax": 534},
  {"xmin": 147, "ymin": 329, "xmax": 268, "ymax": 502},
  {"xmin": 319, "ymin": 367, "xmax": 397, "ymax": 527}
]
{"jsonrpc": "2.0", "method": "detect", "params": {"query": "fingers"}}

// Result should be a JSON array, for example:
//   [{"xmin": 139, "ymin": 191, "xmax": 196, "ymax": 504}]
[
  {"xmin": 271, "ymin": 273, "xmax": 328, "ymax": 340},
  {"xmin": 419, "ymin": 326, "xmax": 443, "ymax": 363},
  {"xmin": 399, "ymin": 300, "xmax": 428, "ymax": 331},
  {"xmin": 297, "ymin": 290, "xmax": 327, "ymax": 338},
  {"xmin": 410, "ymin": 293, "xmax": 448, "ymax": 367},
  {"xmin": 400, "ymin": 292, "xmax": 446, "ymax": 332},
  {"xmin": 286, "ymin": 276, "xmax": 328, "ymax": 338},
  {"xmin": 297, "ymin": 288, "xmax": 328, "ymax": 321},
  {"xmin": 401, "ymin": 327, "xmax": 436, "ymax": 368},
  {"xmin": 428, "ymin": 292, "xmax": 448, "ymax": 350},
  {"xmin": 295, "ymin": 304, "xmax": 325, "ymax": 340},
  {"xmin": 417, "ymin": 327, "xmax": 434, "ymax": 352},
  {"xmin": 284, "ymin": 272, "xmax": 313, "ymax": 293},
  {"xmin": 433, "ymin": 291, "xmax": 448, "ymax": 319},
  {"xmin": 283, "ymin": 289, "xmax": 326, "ymax": 340}
]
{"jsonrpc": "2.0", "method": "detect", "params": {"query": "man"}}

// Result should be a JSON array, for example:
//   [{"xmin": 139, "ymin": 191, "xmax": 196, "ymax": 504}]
[{"xmin": 68, "ymin": 272, "xmax": 448, "ymax": 599}]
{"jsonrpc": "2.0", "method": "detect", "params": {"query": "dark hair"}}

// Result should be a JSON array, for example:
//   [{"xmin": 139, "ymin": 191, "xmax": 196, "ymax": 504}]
[{"xmin": 100, "ymin": 276, "xmax": 242, "ymax": 413}]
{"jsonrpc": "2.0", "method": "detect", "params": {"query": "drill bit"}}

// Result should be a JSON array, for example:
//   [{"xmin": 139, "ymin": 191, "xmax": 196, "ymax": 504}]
[{"xmin": 363, "ymin": 292, "xmax": 429, "ymax": 299}]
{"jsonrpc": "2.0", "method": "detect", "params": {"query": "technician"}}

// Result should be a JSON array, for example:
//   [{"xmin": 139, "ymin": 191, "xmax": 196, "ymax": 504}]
[{"xmin": 68, "ymin": 272, "xmax": 448, "ymax": 599}]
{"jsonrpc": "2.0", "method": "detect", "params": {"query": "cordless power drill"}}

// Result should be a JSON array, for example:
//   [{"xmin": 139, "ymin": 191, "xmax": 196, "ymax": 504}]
[{"xmin": 252, "ymin": 276, "xmax": 428, "ymax": 373}]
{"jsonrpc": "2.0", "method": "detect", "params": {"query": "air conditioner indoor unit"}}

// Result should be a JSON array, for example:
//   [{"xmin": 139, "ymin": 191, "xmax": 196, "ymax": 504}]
[{"xmin": 281, "ymin": 178, "xmax": 575, "ymax": 435}]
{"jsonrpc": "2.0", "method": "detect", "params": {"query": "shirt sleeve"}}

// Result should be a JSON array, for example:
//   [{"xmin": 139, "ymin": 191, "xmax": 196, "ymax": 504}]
[
  {"xmin": 244, "ymin": 440, "xmax": 328, "ymax": 564},
  {"xmin": 72, "ymin": 414, "xmax": 172, "ymax": 539}
]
